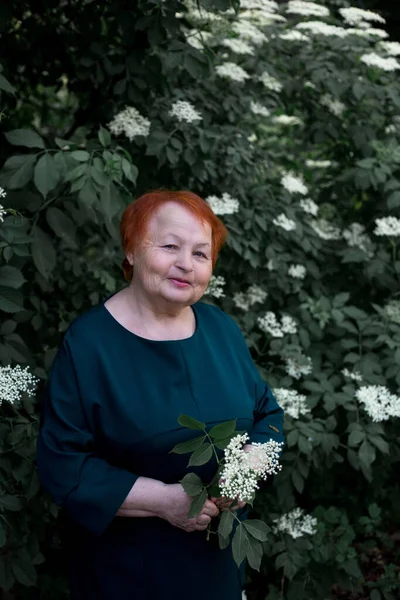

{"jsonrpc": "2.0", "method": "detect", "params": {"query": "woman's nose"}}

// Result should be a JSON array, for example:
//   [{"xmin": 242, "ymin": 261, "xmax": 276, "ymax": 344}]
[{"xmin": 175, "ymin": 251, "xmax": 193, "ymax": 271}]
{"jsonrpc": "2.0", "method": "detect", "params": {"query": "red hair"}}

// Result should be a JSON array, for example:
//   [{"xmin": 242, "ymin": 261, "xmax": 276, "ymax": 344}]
[{"xmin": 120, "ymin": 190, "xmax": 228, "ymax": 281}]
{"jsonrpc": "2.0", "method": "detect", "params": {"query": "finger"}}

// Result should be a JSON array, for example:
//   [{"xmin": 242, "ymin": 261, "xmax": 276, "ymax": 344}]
[
  {"xmin": 196, "ymin": 514, "xmax": 211, "ymax": 527},
  {"xmin": 203, "ymin": 500, "xmax": 220, "ymax": 518}
]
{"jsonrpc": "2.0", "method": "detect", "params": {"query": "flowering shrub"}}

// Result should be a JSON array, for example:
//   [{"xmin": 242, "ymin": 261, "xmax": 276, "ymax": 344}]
[{"xmin": 1, "ymin": 0, "xmax": 400, "ymax": 598}]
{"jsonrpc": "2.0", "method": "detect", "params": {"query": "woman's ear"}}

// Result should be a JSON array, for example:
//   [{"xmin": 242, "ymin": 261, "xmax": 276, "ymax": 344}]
[{"xmin": 126, "ymin": 251, "xmax": 134, "ymax": 267}]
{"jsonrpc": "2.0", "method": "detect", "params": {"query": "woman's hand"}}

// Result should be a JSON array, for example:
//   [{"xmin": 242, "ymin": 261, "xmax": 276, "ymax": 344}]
[
  {"xmin": 159, "ymin": 483, "xmax": 220, "ymax": 532},
  {"xmin": 210, "ymin": 496, "xmax": 246, "ymax": 511}
]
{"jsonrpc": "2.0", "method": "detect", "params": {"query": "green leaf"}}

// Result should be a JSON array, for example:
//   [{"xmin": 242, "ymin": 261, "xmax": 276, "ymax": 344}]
[
  {"xmin": 179, "ymin": 473, "xmax": 204, "ymax": 496},
  {"xmin": 218, "ymin": 534, "xmax": 230, "ymax": 549},
  {"xmin": 0, "ymin": 495, "xmax": 22, "ymax": 511},
  {"xmin": 246, "ymin": 537, "xmax": 263, "ymax": 571},
  {"xmin": 387, "ymin": 191, "xmax": 400, "ymax": 210},
  {"xmin": 214, "ymin": 436, "xmax": 235, "ymax": 450},
  {"xmin": 0, "ymin": 266, "xmax": 25, "ymax": 289},
  {"xmin": 0, "ymin": 73, "xmax": 15, "ymax": 94},
  {"xmin": 122, "ymin": 157, "xmax": 138, "ymax": 184},
  {"xmin": 170, "ymin": 436, "xmax": 206, "ymax": 454},
  {"xmin": 70, "ymin": 150, "xmax": 90, "ymax": 162},
  {"xmin": 0, "ymin": 287, "xmax": 24, "ymax": 313},
  {"xmin": 0, "ymin": 522, "xmax": 6, "ymax": 548},
  {"xmin": 348, "ymin": 430, "xmax": 365, "ymax": 447},
  {"xmin": 232, "ymin": 524, "xmax": 250, "ymax": 568},
  {"xmin": 78, "ymin": 179, "xmax": 98, "ymax": 207},
  {"xmin": 98, "ymin": 126, "xmax": 111, "ymax": 148},
  {"xmin": 46, "ymin": 207, "xmax": 78, "ymax": 248},
  {"xmin": 188, "ymin": 443, "xmax": 213, "ymax": 467},
  {"xmin": 31, "ymin": 226, "xmax": 56, "ymax": 280},
  {"xmin": 0, "ymin": 320, "xmax": 16, "ymax": 335},
  {"xmin": 368, "ymin": 436, "xmax": 389, "ymax": 454},
  {"xmin": 291, "ymin": 469, "xmax": 304, "ymax": 493},
  {"xmin": 243, "ymin": 519, "xmax": 270, "ymax": 542},
  {"xmin": 34, "ymin": 153, "xmax": 59, "ymax": 198},
  {"xmin": 187, "ymin": 489, "xmax": 207, "ymax": 519},
  {"xmin": 178, "ymin": 415, "xmax": 205, "ymax": 430},
  {"xmin": 100, "ymin": 182, "xmax": 118, "ymax": 221},
  {"xmin": 218, "ymin": 509, "xmax": 235, "ymax": 539},
  {"xmin": 209, "ymin": 419, "xmax": 237, "ymax": 440},
  {"xmin": 5, "ymin": 129, "xmax": 45, "ymax": 149},
  {"xmin": 0, "ymin": 154, "xmax": 36, "ymax": 189},
  {"xmin": 11, "ymin": 553, "xmax": 37, "ymax": 587}
]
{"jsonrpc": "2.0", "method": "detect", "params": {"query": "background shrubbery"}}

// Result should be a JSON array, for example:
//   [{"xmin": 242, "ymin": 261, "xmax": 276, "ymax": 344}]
[{"xmin": 0, "ymin": 1, "xmax": 399, "ymax": 598}]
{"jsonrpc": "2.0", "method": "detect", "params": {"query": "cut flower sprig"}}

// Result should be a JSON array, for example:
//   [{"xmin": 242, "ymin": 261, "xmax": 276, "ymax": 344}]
[{"xmin": 170, "ymin": 414, "xmax": 284, "ymax": 570}]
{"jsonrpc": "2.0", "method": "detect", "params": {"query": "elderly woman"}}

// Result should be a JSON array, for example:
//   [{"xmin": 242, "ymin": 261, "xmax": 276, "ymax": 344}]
[{"xmin": 36, "ymin": 190, "xmax": 284, "ymax": 600}]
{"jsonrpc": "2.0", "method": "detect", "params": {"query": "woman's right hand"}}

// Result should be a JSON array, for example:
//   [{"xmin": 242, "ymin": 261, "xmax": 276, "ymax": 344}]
[{"xmin": 159, "ymin": 483, "xmax": 220, "ymax": 532}]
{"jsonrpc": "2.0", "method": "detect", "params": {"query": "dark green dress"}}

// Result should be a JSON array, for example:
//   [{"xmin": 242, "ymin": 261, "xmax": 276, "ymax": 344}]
[{"xmin": 36, "ymin": 300, "xmax": 284, "ymax": 600}]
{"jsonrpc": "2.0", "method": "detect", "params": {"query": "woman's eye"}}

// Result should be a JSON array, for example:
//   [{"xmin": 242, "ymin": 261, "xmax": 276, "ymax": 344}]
[
  {"xmin": 194, "ymin": 251, "xmax": 207, "ymax": 258},
  {"xmin": 164, "ymin": 245, "xmax": 177, "ymax": 249}
]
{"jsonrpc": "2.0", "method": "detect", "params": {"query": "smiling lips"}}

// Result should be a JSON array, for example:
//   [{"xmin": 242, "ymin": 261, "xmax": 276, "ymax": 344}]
[{"xmin": 169, "ymin": 278, "xmax": 191, "ymax": 287}]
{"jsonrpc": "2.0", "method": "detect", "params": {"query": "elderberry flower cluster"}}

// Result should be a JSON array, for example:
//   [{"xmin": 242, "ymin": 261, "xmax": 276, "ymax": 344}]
[
  {"xmin": 310, "ymin": 219, "xmax": 341, "ymax": 240},
  {"xmin": 216, "ymin": 62, "xmax": 250, "ymax": 83},
  {"xmin": 379, "ymin": 41, "xmax": 400, "ymax": 56},
  {"xmin": 0, "ymin": 187, "xmax": 6, "ymax": 199},
  {"xmin": 221, "ymin": 38, "xmax": 255, "ymax": 55},
  {"xmin": 295, "ymin": 21, "xmax": 348, "ymax": 38},
  {"xmin": 233, "ymin": 285, "xmax": 268, "ymax": 311},
  {"xmin": 0, "ymin": 365, "xmax": 39, "ymax": 405},
  {"xmin": 355, "ymin": 386, "xmax": 400, "ymax": 421},
  {"xmin": 281, "ymin": 172, "xmax": 308, "ymax": 195},
  {"xmin": 342, "ymin": 368, "xmax": 362, "ymax": 382},
  {"xmin": 108, "ymin": 106, "xmax": 151, "ymax": 140},
  {"xmin": 288, "ymin": 264, "xmax": 306, "ymax": 279},
  {"xmin": 284, "ymin": 356, "xmax": 313, "ymax": 380},
  {"xmin": 204, "ymin": 275, "xmax": 226, "ymax": 299},
  {"xmin": 306, "ymin": 159, "xmax": 332, "ymax": 168},
  {"xmin": 258, "ymin": 312, "xmax": 297, "ymax": 337},
  {"xmin": 232, "ymin": 21, "xmax": 267, "ymax": 46},
  {"xmin": 299, "ymin": 198, "xmax": 319, "ymax": 216},
  {"xmin": 273, "ymin": 214, "xmax": 297, "ymax": 231},
  {"xmin": 259, "ymin": 71, "xmax": 283, "ymax": 92},
  {"xmin": 349, "ymin": 28, "xmax": 388, "ymax": 39},
  {"xmin": 384, "ymin": 300, "xmax": 400, "ymax": 324},
  {"xmin": 250, "ymin": 101, "xmax": 270, "ymax": 117},
  {"xmin": 273, "ymin": 115, "xmax": 303, "ymax": 126},
  {"xmin": 169, "ymin": 101, "xmax": 202, "ymax": 124},
  {"xmin": 279, "ymin": 30, "xmax": 309, "ymax": 42},
  {"xmin": 286, "ymin": 1, "xmax": 329, "ymax": 18},
  {"xmin": 360, "ymin": 53, "xmax": 400, "ymax": 72},
  {"xmin": 240, "ymin": 0, "xmax": 279, "ymax": 11},
  {"xmin": 219, "ymin": 433, "xmax": 283, "ymax": 503},
  {"xmin": 273, "ymin": 388, "xmax": 310, "ymax": 418},
  {"xmin": 374, "ymin": 216, "xmax": 400, "ymax": 236},
  {"xmin": 342, "ymin": 223, "xmax": 373, "ymax": 256},
  {"xmin": 273, "ymin": 508, "xmax": 317, "ymax": 538},
  {"xmin": 320, "ymin": 94, "xmax": 346, "ymax": 117},
  {"xmin": 339, "ymin": 7, "xmax": 385, "ymax": 27},
  {"xmin": 206, "ymin": 192, "xmax": 239, "ymax": 215}
]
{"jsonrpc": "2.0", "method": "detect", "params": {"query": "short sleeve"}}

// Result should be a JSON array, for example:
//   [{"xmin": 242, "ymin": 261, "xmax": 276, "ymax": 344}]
[{"xmin": 36, "ymin": 335, "xmax": 138, "ymax": 536}]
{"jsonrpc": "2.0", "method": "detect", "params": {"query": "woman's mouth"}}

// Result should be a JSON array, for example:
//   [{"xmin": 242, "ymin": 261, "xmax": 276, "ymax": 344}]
[{"xmin": 169, "ymin": 278, "xmax": 191, "ymax": 288}]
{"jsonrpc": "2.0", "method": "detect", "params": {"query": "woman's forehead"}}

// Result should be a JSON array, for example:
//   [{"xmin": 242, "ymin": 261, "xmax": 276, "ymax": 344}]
[{"xmin": 147, "ymin": 202, "xmax": 212, "ymax": 238}]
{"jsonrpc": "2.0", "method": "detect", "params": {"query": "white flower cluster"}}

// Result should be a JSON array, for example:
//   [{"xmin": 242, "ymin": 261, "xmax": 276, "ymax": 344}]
[
  {"xmin": 108, "ymin": 106, "xmax": 150, "ymax": 140},
  {"xmin": 169, "ymin": 100, "xmax": 202, "ymax": 124},
  {"xmin": 0, "ymin": 205, "xmax": 6, "ymax": 223},
  {"xmin": 204, "ymin": 275, "xmax": 226, "ymax": 298},
  {"xmin": 219, "ymin": 433, "xmax": 283, "ymax": 503},
  {"xmin": 348, "ymin": 28, "xmax": 388, "ymax": 39},
  {"xmin": 342, "ymin": 222, "xmax": 373, "ymax": 255},
  {"xmin": 385, "ymin": 300, "xmax": 400, "ymax": 325},
  {"xmin": 259, "ymin": 71, "xmax": 283, "ymax": 92},
  {"xmin": 258, "ymin": 312, "xmax": 297, "ymax": 337},
  {"xmin": 320, "ymin": 94, "xmax": 346, "ymax": 117},
  {"xmin": 216, "ymin": 62, "xmax": 250, "ymax": 82},
  {"xmin": 339, "ymin": 7, "xmax": 385, "ymax": 27},
  {"xmin": 379, "ymin": 41, "xmax": 400, "ymax": 56},
  {"xmin": 273, "ymin": 115, "xmax": 303, "ymax": 126},
  {"xmin": 374, "ymin": 216, "xmax": 400, "ymax": 237},
  {"xmin": 286, "ymin": 1, "xmax": 329, "ymax": 18},
  {"xmin": 310, "ymin": 218, "xmax": 341, "ymax": 240},
  {"xmin": 273, "ymin": 388, "xmax": 310, "ymax": 418},
  {"xmin": 299, "ymin": 198, "xmax": 319, "ymax": 216},
  {"xmin": 0, "ymin": 365, "xmax": 39, "ymax": 405},
  {"xmin": 273, "ymin": 213, "xmax": 297, "ymax": 231},
  {"xmin": 250, "ymin": 101, "xmax": 270, "ymax": 117},
  {"xmin": 306, "ymin": 159, "xmax": 332, "ymax": 168},
  {"xmin": 360, "ymin": 53, "xmax": 400, "ymax": 72},
  {"xmin": 295, "ymin": 21, "xmax": 348, "ymax": 38},
  {"xmin": 221, "ymin": 38, "xmax": 255, "ymax": 55},
  {"xmin": 284, "ymin": 356, "xmax": 313, "ymax": 380},
  {"xmin": 355, "ymin": 385, "xmax": 400, "ymax": 421},
  {"xmin": 0, "ymin": 187, "xmax": 6, "ymax": 199},
  {"xmin": 233, "ymin": 284, "xmax": 268, "ymax": 311},
  {"xmin": 232, "ymin": 20, "xmax": 267, "ymax": 46},
  {"xmin": 185, "ymin": 30, "xmax": 212, "ymax": 50},
  {"xmin": 273, "ymin": 508, "xmax": 318, "ymax": 538},
  {"xmin": 281, "ymin": 172, "xmax": 308, "ymax": 195},
  {"xmin": 288, "ymin": 264, "xmax": 306, "ymax": 279},
  {"xmin": 240, "ymin": 0, "xmax": 279, "ymax": 10},
  {"xmin": 279, "ymin": 30, "xmax": 310, "ymax": 42},
  {"xmin": 206, "ymin": 192, "xmax": 239, "ymax": 215},
  {"xmin": 342, "ymin": 368, "xmax": 362, "ymax": 382}
]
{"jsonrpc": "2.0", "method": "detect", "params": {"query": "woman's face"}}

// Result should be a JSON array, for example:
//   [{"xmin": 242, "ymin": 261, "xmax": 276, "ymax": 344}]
[{"xmin": 127, "ymin": 202, "xmax": 213, "ymax": 308}]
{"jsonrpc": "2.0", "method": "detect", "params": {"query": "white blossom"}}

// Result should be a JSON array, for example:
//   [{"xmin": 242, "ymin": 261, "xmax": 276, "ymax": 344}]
[
  {"xmin": 216, "ymin": 62, "xmax": 250, "ymax": 82},
  {"xmin": 0, "ymin": 187, "xmax": 6, "ymax": 199},
  {"xmin": 185, "ymin": 30, "xmax": 212, "ymax": 50},
  {"xmin": 219, "ymin": 433, "xmax": 283, "ymax": 502},
  {"xmin": 188, "ymin": 8, "xmax": 223, "ymax": 23},
  {"xmin": 378, "ymin": 41, "xmax": 400, "ymax": 56},
  {"xmin": 233, "ymin": 285, "xmax": 268, "ymax": 311},
  {"xmin": 286, "ymin": 1, "xmax": 329, "ymax": 18},
  {"xmin": 385, "ymin": 300, "xmax": 400, "ymax": 325},
  {"xmin": 299, "ymin": 198, "xmax": 318, "ymax": 216},
  {"xmin": 240, "ymin": 0, "xmax": 279, "ymax": 10},
  {"xmin": 169, "ymin": 100, "xmax": 202, "ymax": 124},
  {"xmin": 279, "ymin": 30, "xmax": 310, "ymax": 42},
  {"xmin": 306, "ymin": 159, "xmax": 332, "ymax": 168},
  {"xmin": 232, "ymin": 21, "xmax": 267, "ymax": 46},
  {"xmin": 273, "ymin": 115, "xmax": 303, "ymax": 126},
  {"xmin": 273, "ymin": 388, "xmax": 310, "ymax": 418},
  {"xmin": 206, "ymin": 192, "xmax": 239, "ymax": 215},
  {"xmin": 342, "ymin": 222, "xmax": 373, "ymax": 255},
  {"xmin": 108, "ymin": 106, "xmax": 150, "ymax": 140},
  {"xmin": 0, "ymin": 204, "xmax": 6, "ymax": 223},
  {"xmin": 348, "ymin": 28, "xmax": 389, "ymax": 39},
  {"xmin": 273, "ymin": 508, "xmax": 318, "ymax": 538},
  {"xmin": 258, "ymin": 312, "xmax": 297, "ymax": 337},
  {"xmin": 259, "ymin": 72, "xmax": 283, "ymax": 92},
  {"xmin": 204, "ymin": 275, "xmax": 226, "ymax": 298},
  {"xmin": 342, "ymin": 368, "xmax": 363, "ymax": 382},
  {"xmin": 250, "ymin": 101, "xmax": 270, "ymax": 117},
  {"xmin": 0, "ymin": 365, "xmax": 39, "ymax": 405},
  {"xmin": 267, "ymin": 259, "xmax": 275, "ymax": 271},
  {"xmin": 304, "ymin": 81, "xmax": 317, "ymax": 90},
  {"xmin": 355, "ymin": 385, "xmax": 400, "ymax": 421},
  {"xmin": 295, "ymin": 21, "xmax": 349, "ymax": 38},
  {"xmin": 288, "ymin": 264, "xmax": 306, "ymax": 279},
  {"xmin": 374, "ymin": 216, "xmax": 400, "ymax": 237},
  {"xmin": 320, "ymin": 94, "xmax": 346, "ymax": 117},
  {"xmin": 284, "ymin": 356, "xmax": 313, "ymax": 380},
  {"xmin": 360, "ymin": 53, "xmax": 400, "ymax": 72},
  {"xmin": 281, "ymin": 172, "xmax": 308, "ymax": 195},
  {"xmin": 221, "ymin": 38, "xmax": 255, "ymax": 55},
  {"xmin": 310, "ymin": 218, "xmax": 341, "ymax": 240},
  {"xmin": 273, "ymin": 213, "xmax": 297, "ymax": 231},
  {"xmin": 339, "ymin": 7, "xmax": 386, "ymax": 27}
]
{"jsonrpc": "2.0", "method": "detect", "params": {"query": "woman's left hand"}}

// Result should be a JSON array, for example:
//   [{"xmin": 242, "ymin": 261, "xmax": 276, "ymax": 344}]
[{"xmin": 210, "ymin": 496, "xmax": 246, "ymax": 511}]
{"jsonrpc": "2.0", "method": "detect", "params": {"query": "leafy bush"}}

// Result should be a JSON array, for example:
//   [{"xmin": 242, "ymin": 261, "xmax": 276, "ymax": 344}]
[{"xmin": 1, "ymin": 0, "xmax": 400, "ymax": 598}]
